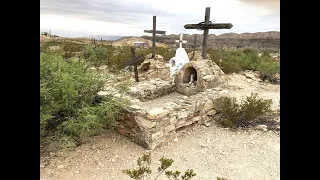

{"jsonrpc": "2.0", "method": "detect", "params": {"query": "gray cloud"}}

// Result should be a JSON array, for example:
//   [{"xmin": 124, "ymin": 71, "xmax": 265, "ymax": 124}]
[
  {"xmin": 239, "ymin": 0, "xmax": 279, "ymax": 14},
  {"xmin": 40, "ymin": 0, "xmax": 280, "ymax": 37},
  {"xmin": 40, "ymin": 0, "xmax": 172, "ymax": 24}
]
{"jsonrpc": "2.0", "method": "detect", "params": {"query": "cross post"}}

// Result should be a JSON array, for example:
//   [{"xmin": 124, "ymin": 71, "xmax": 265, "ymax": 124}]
[
  {"xmin": 184, "ymin": 7, "xmax": 233, "ymax": 59},
  {"xmin": 144, "ymin": 16, "xmax": 166, "ymax": 59}
]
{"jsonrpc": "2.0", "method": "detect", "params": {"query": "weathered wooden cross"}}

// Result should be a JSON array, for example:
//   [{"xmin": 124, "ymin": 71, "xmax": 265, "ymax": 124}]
[
  {"xmin": 126, "ymin": 47, "xmax": 143, "ymax": 82},
  {"xmin": 175, "ymin": 33, "xmax": 187, "ymax": 48},
  {"xmin": 144, "ymin": 16, "xmax": 166, "ymax": 58},
  {"xmin": 184, "ymin": 7, "xmax": 233, "ymax": 59}
]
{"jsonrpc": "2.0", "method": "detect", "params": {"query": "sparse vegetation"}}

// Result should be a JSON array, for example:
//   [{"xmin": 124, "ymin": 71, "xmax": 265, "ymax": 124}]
[
  {"xmin": 61, "ymin": 40, "xmax": 85, "ymax": 59},
  {"xmin": 213, "ymin": 93, "xmax": 272, "ymax": 128},
  {"xmin": 115, "ymin": 80, "xmax": 132, "ymax": 94},
  {"xmin": 40, "ymin": 39, "xmax": 278, "ymax": 152},
  {"xmin": 208, "ymin": 48, "xmax": 279, "ymax": 82},
  {"xmin": 41, "ymin": 39, "xmax": 182, "ymax": 73},
  {"xmin": 217, "ymin": 177, "xmax": 228, "ymax": 180},
  {"xmin": 123, "ymin": 153, "xmax": 197, "ymax": 180}
]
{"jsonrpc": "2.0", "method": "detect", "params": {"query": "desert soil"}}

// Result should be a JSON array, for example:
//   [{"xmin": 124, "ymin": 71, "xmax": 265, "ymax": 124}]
[{"xmin": 40, "ymin": 72, "xmax": 280, "ymax": 180}]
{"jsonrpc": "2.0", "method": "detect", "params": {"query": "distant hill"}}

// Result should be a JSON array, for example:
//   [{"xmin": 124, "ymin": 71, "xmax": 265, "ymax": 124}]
[
  {"xmin": 141, "ymin": 31, "xmax": 280, "ymax": 50},
  {"xmin": 40, "ymin": 31, "xmax": 280, "ymax": 50},
  {"xmin": 87, "ymin": 35, "xmax": 123, "ymax": 41}
]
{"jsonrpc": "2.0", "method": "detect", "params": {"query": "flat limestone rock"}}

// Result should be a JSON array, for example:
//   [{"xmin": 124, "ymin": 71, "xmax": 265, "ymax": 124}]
[{"xmin": 146, "ymin": 108, "xmax": 169, "ymax": 120}]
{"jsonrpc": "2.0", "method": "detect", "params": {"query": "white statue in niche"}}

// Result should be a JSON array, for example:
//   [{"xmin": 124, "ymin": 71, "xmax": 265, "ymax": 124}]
[
  {"xmin": 189, "ymin": 73, "xmax": 195, "ymax": 84},
  {"xmin": 168, "ymin": 33, "xmax": 190, "ymax": 83}
]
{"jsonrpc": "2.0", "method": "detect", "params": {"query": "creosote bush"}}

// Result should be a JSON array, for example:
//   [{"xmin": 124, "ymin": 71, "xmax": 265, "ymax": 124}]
[
  {"xmin": 61, "ymin": 40, "xmax": 85, "ymax": 59},
  {"xmin": 123, "ymin": 153, "xmax": 197, "ymax": 180},
  {"xmin": 214, "ymin": 93, "xmax": 272, "ymax": 128},
  {"xmin": 40, "ymin": 52, "xmax": 128, "ymax": 151}
]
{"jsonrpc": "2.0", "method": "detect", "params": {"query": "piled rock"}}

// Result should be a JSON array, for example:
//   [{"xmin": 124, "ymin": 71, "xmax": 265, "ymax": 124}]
[
  {"xmin": 138, "ymin": 54, "xmax": 171, "ymax": 81},
  {"xmin": 187, "ymin": 51, "xmax": 212, "ymax": 61}
]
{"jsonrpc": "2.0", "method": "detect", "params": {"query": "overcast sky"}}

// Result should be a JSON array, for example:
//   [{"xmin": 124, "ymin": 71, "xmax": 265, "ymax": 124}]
[{"xmin": 40, "ymin": 0, "xmax": 280, "ymax": 37}]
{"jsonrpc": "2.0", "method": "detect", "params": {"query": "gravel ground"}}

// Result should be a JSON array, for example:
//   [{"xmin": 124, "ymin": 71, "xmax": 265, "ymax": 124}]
[{"xmin": 40, "ymin": 123, "xmax": 280, "ymax": 180}]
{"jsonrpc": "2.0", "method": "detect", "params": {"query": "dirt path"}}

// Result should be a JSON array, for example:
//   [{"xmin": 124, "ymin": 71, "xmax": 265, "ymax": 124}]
[
  {"xmin": 221, "ymin": 73, "xmax": 280, "ymax": 110},
  {"xmin": 40, "ymin": 123, "xmax": 279, "ymax": 180},
  {"xmin": 40, "ymin": 72, "xmax": 280, "ymax": 180}
]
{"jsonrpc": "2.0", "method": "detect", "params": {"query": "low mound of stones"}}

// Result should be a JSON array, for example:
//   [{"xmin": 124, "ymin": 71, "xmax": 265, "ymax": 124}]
[{"xmin": 98, "ymin": 54, "xmax": 278, "ymax": 150}]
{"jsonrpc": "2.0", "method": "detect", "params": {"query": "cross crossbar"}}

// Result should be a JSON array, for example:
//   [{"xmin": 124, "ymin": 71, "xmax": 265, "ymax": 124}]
[
  {"xmin": 143, "ymin": 16, "xmax": 166, "ymax": 58},
  {"xmin": 184, "ymin": 23, "xmax": 233, "ymax": 29},
  {"xmin": 144, "ymin": 30, "xmax": 166, "ymax": 34},
  {"xmin": 175, "ymin": 33, "xmax": 187, "ymax": 48},
  {"xmin": 183, "ymin": 7, "xmax": 233, "ymax": 59}
]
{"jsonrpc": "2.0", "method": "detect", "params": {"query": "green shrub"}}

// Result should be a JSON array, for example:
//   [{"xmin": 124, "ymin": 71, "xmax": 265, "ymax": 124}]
[
  {"xmin": 40, "ymin": 40, "xmax": 62, "ymax": 53},
  {"xmin": 208, "ymin": 48, "xmax": 280, "ymax": 78},
  {"xmin": 59, "ymin": 135, "xmax": 77, "ymax": 152},
  {"xmin": 60, "ymin": 40, "xmax": 85, "ymax": 59},
  {"xmin": 115, "ymin": 80, "xmax": 132, "ymax": 94},
  {"xmin": 239, "ymin": 93, "xmax": 272, "ymax": 122},
  {"xmin": 156, "ymin": 47, "xmax": 176, "ymax": 62},
  {"xmin": 214, "ymin": 93, "xmax": 272, "ymax": 128},
  {"xmin": 40, "ymin": 53, "xmax": 104, "ymax": 118},
  {"xmin": 82, "ymin": 45, "xmax": 95, "ymax": 59},
  {"xmin": 60, "ymin": 100, "xmax": 125, "ymax": 137},
  {"xmin": 257, "ymin": 59, "xmax": 280, "ymax": 82},
  {"xmin": 108, "ymin": 46, "xmax": 132, "ymax": 70},
  {"xmin": 242, "ymin": 47, "xmax": 257, "ymax": 54},
  {"xmin": 40, "ymin": 52, "xmax": 127, "ymax": 149},
  {"xmin": 214, "ymin": 96, "xmax": 240, "ymax": 128},
  {"xmin": 123, "ymin": 153, "xmax": 196, "ymax": 180}
]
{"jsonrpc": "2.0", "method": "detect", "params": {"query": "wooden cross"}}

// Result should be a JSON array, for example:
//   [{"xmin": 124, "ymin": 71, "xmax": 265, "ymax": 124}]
[
  {"xmin": 126, "ymin": 47, "xmax": 143, "ymax": 82},
  {"xmin": 144, "ymin": 16, "xmax": 166, "ymax": 58},
  {"xmin": 175, "ymin": 33, "xmax": 187, "ymax": 48},
  {"xmin": 184, "ymin": 7, "xmax": 233, "ymax": 59}
]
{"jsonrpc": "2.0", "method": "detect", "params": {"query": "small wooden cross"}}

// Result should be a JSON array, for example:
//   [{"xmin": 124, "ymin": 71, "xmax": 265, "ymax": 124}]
[
  {"xmin": 175, "ymin": 33, "xmax": 187, "ymax": 48},
  {"xmin": 126, "ymin": 47, "xmax": 143, "ymax": 82},
  {"xmin": 184, "ymin": 7, "xmax": 233, "ymax": 59},
  {"xmin": 144, "ymin": 16, "xmax": 166, "ymax": 58}
]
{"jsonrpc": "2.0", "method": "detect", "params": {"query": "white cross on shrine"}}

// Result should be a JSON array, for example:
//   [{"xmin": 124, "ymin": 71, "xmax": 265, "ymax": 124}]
[{"xmin": 175, "ymin": 33, "xmax": 187, "ymax": 48}]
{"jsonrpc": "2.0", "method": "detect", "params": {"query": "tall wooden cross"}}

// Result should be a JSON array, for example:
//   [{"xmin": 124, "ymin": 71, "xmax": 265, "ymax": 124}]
[
  {"xmin": 144, "ymin": 16, "xmax": 166, "ymax": 58},
  {"xmin": 184, "ymin": 7, "xmax": 233, "ymax": 59},
  {"xmin": 175, "ymin": 33, "xmax": 187, "ymax": 48}
]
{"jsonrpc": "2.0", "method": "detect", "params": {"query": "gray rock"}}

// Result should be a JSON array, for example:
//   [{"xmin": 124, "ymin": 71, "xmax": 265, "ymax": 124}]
[
  {"xmin": 254, "ymin": 124, "xmax": 268, "ymax": 132},
  {"xmin": 201, "ymin": 144, "xmax": 208, "ymax": 148}
]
